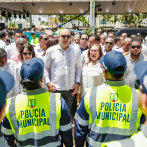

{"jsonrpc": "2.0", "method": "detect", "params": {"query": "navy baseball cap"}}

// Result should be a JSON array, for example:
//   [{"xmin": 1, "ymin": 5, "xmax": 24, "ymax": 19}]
[
  {"xmin": 0, "ymin": 70, "xmax": 15, "ymax": 108},
  {"xmin": 20, "ymin": 58, "xmax": 44, "ymax": 85},
  {"xmin": 134, "ymin": 61, "xmax": 147, "ymax": 94},
  {"xmin": 100, "ymin": 50, "xmax": 127, "ymax": 74}
]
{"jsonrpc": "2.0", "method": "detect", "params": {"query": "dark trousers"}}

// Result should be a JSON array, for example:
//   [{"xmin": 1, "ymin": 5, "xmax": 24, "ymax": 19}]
[{"xmin": 55, "ymin": 89, "xmax": 76, "ymax": 117}]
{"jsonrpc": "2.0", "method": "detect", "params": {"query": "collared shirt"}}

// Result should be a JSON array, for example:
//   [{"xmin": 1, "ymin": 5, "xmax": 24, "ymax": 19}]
[
  {"xmin": 0, "ymin": 59, "xmax": 16, "ymax": 98},
  {"xmin": 34, "ymin": 43, "xmax": 45, "ymax": 60},
  {"xmin": 100, "ymin": 43, "xmax": 106, "ymax": 55},
  {"xmin": 44, "ymin": 44, "xmax": 82, "ymax": 91},
  {"xmin": 124, "ymin": 53, "xmax": 147, "ymax": 88},
  {"xmin": 81, "ymin": 49, "xmax": 89, "ymax": 66},
  {"xmin": 0, "ymin": 39, "xmax": 6, "ymax": 50},
  {"xmin": 5, "ymin": 42, "xmax": 18, "ymax": 59},
  {"xmin": 113, "ymin": 45, "xmax": 121, "ymax": 50},
  {"xmin": 80, "ymin": 46, "xmax": 88, "ymax": 54},
  {"xmin": 116, "ymin": 47, "xmax": 125, "ymax": 54}
]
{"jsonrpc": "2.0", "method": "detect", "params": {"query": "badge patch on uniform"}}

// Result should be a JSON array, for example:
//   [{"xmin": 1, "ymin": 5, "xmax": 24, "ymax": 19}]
[
  {"xmin": 28, "ymin": 99, "xmax": 36, "ymax": 108},
  {"xmin": 110, "ymin": 93, "xmax": 118, "ymax": 102}
]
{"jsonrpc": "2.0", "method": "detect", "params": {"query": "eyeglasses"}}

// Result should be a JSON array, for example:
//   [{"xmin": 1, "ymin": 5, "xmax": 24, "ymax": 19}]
[
  {"xmin": 43, "ymin": 38, "xmax": 49, "ymax": 41},
  {"xmin": 81, "ymin": 38, "xmax": 88, "ymax": 41},
  {"xmin": 131, "ymin": 46, "xmax": 141, "ymax": 49},
  {"xmin": 135, "ymin": 79, "xmax": 144, "ymax": 93},
  {"xmin": 61, "ymin": 35, "xmax": 71, "ymax": 39},
  {"xmin": 23, "ymin": 52, "xmax": 32, "ymax": 56},
  {"xmin": 90, "ymin": 50, "xmax": 99, "ymax": 53},
  {"xmin": 105, "ymin": 42, "xmax": 113, "ymax": 45},
  {"xmin": 16, "ymin": 36, "xmax": 24, "ymax": 38}
]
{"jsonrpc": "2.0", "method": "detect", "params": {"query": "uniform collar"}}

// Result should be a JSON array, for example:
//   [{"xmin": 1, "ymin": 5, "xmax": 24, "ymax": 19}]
[
  {"xmin": 58, "ymin": 44, "xmax": 71, "ymax": 51},
  {"xmin": 22, "ymin": 88, "xmax": 47, "ymax": 95},
  {"xmin": 103, "ymin": 80, "xmax": 125, "ymax": 86},
  {"xmin": 141, "ymin": 125, "xmax": 147, "ymax": 137}
]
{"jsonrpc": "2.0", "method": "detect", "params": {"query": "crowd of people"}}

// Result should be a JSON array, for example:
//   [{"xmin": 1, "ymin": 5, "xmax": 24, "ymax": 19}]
[{"xmin": 0, "ymin": 26, "xmax": 147, "ymax": 147}]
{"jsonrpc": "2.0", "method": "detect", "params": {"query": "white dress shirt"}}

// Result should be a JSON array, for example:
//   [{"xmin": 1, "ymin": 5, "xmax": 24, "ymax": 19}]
[
  {"xmin": 116, "ymin": 47, "xmax": 125, "ymax": 54},
  {"xmin": 112, "ymin": 45, "xmax": 121, "ymax": 50},
  {"xmin": 0, "ymin": 59, "xmax": 16, "ymax": 98},
  {"xmin": 0, "ymin": 40, "xmax": 6, "ymax": 50},
  {"xmin": 34, "ymin": 43, "xmax": 45, "ymax": 59},
  {"xmin": 5, "ymin": 42, "xmax": 18, "ymax": 59},
  {"xmin": 81, "ymin": 49, "xmax": 89, "ymax": 66},
  {"xmin": 13, "ymin": 62, "xmax": 22, "ymax": 96},
  {"xmin": 44, "ymin": 44, "xmax": 82, "ymax": 91},
  {"xmin": 78, "ymin": 61, "xmax": 104, "ymax": 96}
]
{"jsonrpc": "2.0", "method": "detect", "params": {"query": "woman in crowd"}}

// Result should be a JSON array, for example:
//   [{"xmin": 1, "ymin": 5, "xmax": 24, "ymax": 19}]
[
  {"xmin": 77, "ymin": 44, "xmax": 104, "ymax": 101},
  {"xmin": 13, "ymin": 43, "xmax": 35, "ymax": 95}
]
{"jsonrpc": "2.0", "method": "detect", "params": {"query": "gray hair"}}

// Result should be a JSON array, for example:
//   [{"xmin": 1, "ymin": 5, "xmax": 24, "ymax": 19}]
[
  {"xmin": 124, "ymin": 37, "xmax": 131, "ymax": 43},
  {"xmin": 16, "ymin": 38, "xmax": 26, "ymax": 45},
  {"xmin": 74, "ymin": 35, "xmax": 80, "ymax": 39}
]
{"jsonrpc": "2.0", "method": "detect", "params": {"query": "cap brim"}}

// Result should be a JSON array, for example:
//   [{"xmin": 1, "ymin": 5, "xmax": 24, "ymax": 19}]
[
  {"xmin": 99, "ymin": 56, "xmax": 104, "ymax": 65},
  {"xmin": 134, "ymin": 61, "xmax": 147, "ymax": 80},
  {"xmin": 0, "ymin": 70, "xmax": 15, "ymax": 92}
]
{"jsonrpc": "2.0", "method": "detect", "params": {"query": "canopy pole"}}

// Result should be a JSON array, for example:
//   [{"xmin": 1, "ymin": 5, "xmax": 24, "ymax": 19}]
[
  {"xmin": 90, "ymin": 0, "xmax": 95, "ymax": 34},
  {"xmin": 29, "ymin": 14, "xmax": 32, "ymax": 29}
]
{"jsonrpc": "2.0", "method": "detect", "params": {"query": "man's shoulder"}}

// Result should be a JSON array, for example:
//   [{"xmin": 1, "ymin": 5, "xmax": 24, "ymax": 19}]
[
  {"xmin": 82, "ymin": 49, "xmax": 88, "ymax": 55},
  {"xmin": 5, "ymin": 42, "xmax": 16, "ymax": 50},
  {"xmin": 7, "ymin": 59, "xmax": 16, "ymax": 65}
]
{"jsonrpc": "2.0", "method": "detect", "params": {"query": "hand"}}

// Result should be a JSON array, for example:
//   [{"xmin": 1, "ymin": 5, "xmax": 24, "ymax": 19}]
[
  {"xmin": 47, "ymin": 83, "xmax": 56, "ymax": 92},
  {"xmin": 71, "ymin": 83, "xmax": 79, "ymax": 96},
  {"xmin": 77, "ymin": 94, "xmax": 82, "ymax": 102}
]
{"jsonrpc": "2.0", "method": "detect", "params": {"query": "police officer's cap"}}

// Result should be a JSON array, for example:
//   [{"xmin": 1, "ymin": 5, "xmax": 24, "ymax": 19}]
[
  {"xmin": 0, "ymin": 70, "xmax": 15, "ymax": 108},
  {"xmin": 20, "ymin": 58, "xmax": 44, "ymax": 85},
  {"xmin": 134, "ymin": 61, "xmax": 147, "ymax": 94},
  {"xmin": 100, "ymin": 50, "xmax": 127, "ymax": 74}
]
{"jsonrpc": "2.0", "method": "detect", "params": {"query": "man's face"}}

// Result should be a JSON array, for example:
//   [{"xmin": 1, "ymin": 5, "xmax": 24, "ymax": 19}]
[
  {"xmin": 16, "ymin": 40, "xmax": 27, "ymax": 52},
  {"xmin": 59, "ymin": 29, "xmax": 71, "ymax": 46},
  {"xmin": 108, "ymin": 34, "xmax": 114, "ymax": 39},
  {"xmin": 123, "ymin": 40, "xmax": 131, "ymax": 52},
  {"xmin": 89, "ymin": 37, "xmax": 97, "ymax": 48},
  {"xmin": 31, "ymin": 33, "xmax": 36, "ymax": 39},
  {"xmin": 46, "ymin": 31, "xmax": 54, "ymax": 39},
  {"xmin": 0, "ymin": 56, "xmax": 7, "ymax": 67},
  {"xmin": 39, "ymin": 35, "xmax": 49, "ymax": 46},
  {"xmin": 104, "ymin": 38, "xmax": 114, "ymax": 52},
  {"xmin": 14, "ymin": 33, "xmax": 23, "ymax": 41},
  {"xmin": 100, "ymin": 35, "xmax": 106, "ymax": 45},
  {"xmin": 80, "ymin": 34, "xmax": 88, "ymax": 46},
  {"xmin": 74, "ymin": 37, "xmax": 80, "ymax": 45},
  {"xmin": 130, "ymin": 42, "xmax": 142, "ymax": 56}
]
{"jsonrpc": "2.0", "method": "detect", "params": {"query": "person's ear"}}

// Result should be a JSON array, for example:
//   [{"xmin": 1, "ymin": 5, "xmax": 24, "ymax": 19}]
[
  {"xmin": 143, "ymin": 93, "xmax": 147, "ymax": 109},
  {"xmin": 0, "ymin": 104, "xmax": 6, "ymax": 122},
  {"xmin": 103, "ymin": 68, "xmax": 107, "ymax": 75},
  {"xmin": 41, "ymin": 76, "xmax": 43, "ymax": 83}
]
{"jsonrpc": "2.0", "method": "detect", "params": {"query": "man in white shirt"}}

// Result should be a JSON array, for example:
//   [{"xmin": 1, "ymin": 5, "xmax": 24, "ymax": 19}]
[
  {"xmin": 81, "ymin": 35, "xmax": 100, "ymax": 65},
  {"xmin": 44, "ymin": 28, "xmax": 82, "ymax": 117},
  {"xmin": 5, "ymin": 29, "xmax": 23, "ymax": 59},
  {"xmin": 112, "ymin": 37, "xmax": 121, "ymax": 50},
  {"xmin": 100, "ymin": 34, "xmax": 106, "ymax": 53},
  {"xmin": 104, "ymin": 37, "xmax": 114, "ymax": 54},
  {"xmin": 0, "ymin": 31, "xmax": 6, "ymax": 50},
  {"xmin": 117, "ymin": 38, "xmax": 131, "ymax": 54},
  {"xmin": 0, "ymin": 49, "xmax": 16, "ymax": 98},
  {"xmin": 34, "ymin": 33, "xmax": 49, "ymax": 60}
]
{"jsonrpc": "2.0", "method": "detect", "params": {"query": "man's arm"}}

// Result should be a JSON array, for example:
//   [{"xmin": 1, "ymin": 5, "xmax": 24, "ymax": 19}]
[
  {"xmin": 1, "ymin": 116, "xmax": 15, "ymax": 146},
  {"xmin": 59, "ymin": 97, "xmax": 73, "ymax": 147},
  {"xmin": 74, "ymin": 95, "xmax": 89, "ymax": 147}
]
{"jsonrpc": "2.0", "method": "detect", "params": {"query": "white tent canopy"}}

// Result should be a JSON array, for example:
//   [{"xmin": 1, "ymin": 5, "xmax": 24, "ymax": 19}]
[{"xmin": 1, "ymin": 0, "xmax": 147, "ymax": 15}]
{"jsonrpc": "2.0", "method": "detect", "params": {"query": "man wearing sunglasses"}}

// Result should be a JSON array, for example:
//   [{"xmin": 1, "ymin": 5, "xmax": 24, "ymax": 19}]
[
  {"xmin": 5, "ymin": 29, "xmax": 23, "ymax": 59},
  {"xmin": 75, "ymin": 50, "xmax": 143, "ymax": 147},
  {"xmin": 104, "ymin": 37, "xmax": 114, "ymax": 55},
  {"xmin": 44, "ymin": 28, "xmax": 82, "ymax": 119},
  {"xmin": 124, "ymin": 38, "xmax": 147, "ymax": 88},
  {"xmin": 101, "ymin": 61, "xmax": 147, "ymax": 147},
  {"xmin": 80, "ymin": 33, "xmax": 89, "ymax": 53},
  {"xmin": 34, "ymin": 33, "xmax": 49, "ymax": 60}
]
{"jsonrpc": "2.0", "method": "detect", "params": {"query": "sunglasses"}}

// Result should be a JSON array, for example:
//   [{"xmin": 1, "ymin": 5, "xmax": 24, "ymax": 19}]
[
  {"xmin": 131, "ymin": 46, "xmax": 141, "ymax": 49},
  {"xmin": 23, "ymin": 52, "xmax": 32, "ymax": 56},
  {"xmin": 61, "ymin": 35, "xmax": 71, "ymax": 39},
  {"xmin": 43, "ymin": 38, "xmax": 49, "ymax": 41},
  {"xmin": 16, "ymin": 36, "xmax": 24, "ymax": 38},
  {"xmin": 105, "ymin": 42, "xmax": 113, "ymax": 45},
  {"xmin": 31, "ymin": 33, "xmax": 35, "ymax": 35},
  {"xmin": 135, "ymin": 79, "xmax": 144, "ymax": 93},
  {"xmin": 81, "ymin": 38, "xmax": 88, "ymax": 41}
]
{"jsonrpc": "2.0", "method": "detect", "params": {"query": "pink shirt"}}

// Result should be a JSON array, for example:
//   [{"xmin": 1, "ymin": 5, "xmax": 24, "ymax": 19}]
[{"xmin": 10, "ymin": 53, "xmax": 21, "ymax": 64}]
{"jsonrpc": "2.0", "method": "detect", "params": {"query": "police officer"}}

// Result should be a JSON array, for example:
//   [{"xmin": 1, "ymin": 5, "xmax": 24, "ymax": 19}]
[
  {"xmin": 1, "ymin": 58, "xmax": 73, "ymax": 147},
  {"xmin": 74, "ymin": 50, "xmax": 144, "ymax": 147},
  {"xmin": 101, "ymin": 61, "xmax": 147, "ymax": 147},
  {"xmin": 0, "ymin": 70, "xmax": 14, "ymax": 146},
  {"xmin": 55, "ymin": 24, "xmax": 63, "ymax": 36}
]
